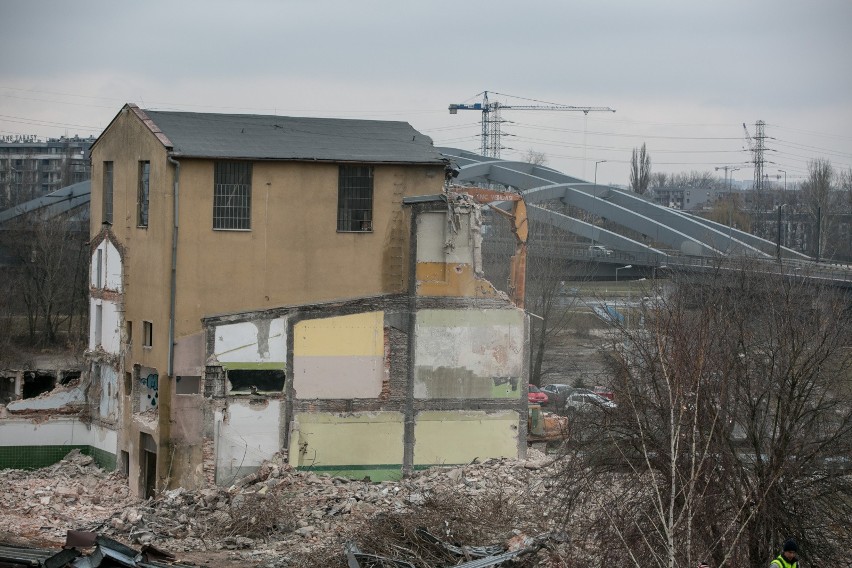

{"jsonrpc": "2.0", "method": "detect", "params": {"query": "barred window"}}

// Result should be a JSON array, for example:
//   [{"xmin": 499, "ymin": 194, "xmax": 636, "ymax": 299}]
[
  {"xmin": 137, "ymin": 161, "xmax": 150, "ymax": 227},
  {"xmin": 337, "ymin": 165, "xmax": 373, "ymax": 232},
  {"xmin": 103, "ymin": 161, "xmax": 113, "ymax": 224},
  {"xmin": 213, "ymin": 161, "xmax": 252, "ymax": 230}
]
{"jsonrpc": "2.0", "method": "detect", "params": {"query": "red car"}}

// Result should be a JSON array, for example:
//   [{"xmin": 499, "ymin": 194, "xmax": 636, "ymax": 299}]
[
  {"xmin": 528, "ymin": 384, "xmax": 549, "ymax": 405},
  {"xmin": 593, "ymin": 385, "xmax": 614, "ymax": 401}
]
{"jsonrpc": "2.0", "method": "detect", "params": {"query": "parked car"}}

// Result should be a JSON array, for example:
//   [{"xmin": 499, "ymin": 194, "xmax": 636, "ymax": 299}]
[
  {"xmin": 592, "ymin": 385, "xmax": 614, "ymax": 401},
  {"xmin": 528, "ymin": 384, "xmax": 549, "ymax": 405},
  {"xmin": 565, "ymin": 392, "xmax": 616, "ymax": 412},
  {"xmin": 541, "ymin": 383, "xmax": 574, "ymax": 408}
]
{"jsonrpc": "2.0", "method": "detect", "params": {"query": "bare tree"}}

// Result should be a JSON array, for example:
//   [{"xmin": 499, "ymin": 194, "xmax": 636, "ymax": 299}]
[
  {"xmin": 650, "ymin": 172, "xmax": 669, "ymax": 189},
  {"xmin": 523, "ymin": 148, "xmax": 548, "ymax": 166},
  {"xmin": 839, "ymin": 167, "xmax": 852, "ymax": 211},
  {"xmin": 0, "ymin": 213, "xmax": 88, "ymax": 344},
  {"xmin": 553, "ymin": 263, "xmax": 852, "ymax": 568},
  {"xmin": 704, "ymin": 194, "xmax": 752, "ymax": 233},
  {"xmin": 801, "ymin": 158, "xmax": 835, "ymax": 258},
  {"xmin": 630, "ymin": 143, "xmax": 651, "ymax": 195}
]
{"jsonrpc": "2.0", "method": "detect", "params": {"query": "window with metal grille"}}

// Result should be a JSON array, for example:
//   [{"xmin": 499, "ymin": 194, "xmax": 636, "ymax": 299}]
[
  {"xmin": 137, "ymin": 161, "xmax": 150, "ymax": 227},
  {"xmin": 213, "ymin": 161, "xmax": 252, "ymax": 230},
  {"xmin": 337, "ymin": 165, "xmax": 373, "ymax": 232},
  {"xmin": 103, "ymin": 161, "xmax": 113, "ymax": 224}
]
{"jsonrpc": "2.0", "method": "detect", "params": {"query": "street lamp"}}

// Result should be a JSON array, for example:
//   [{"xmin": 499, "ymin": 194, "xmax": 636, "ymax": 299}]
[
  {"xmin": 776, "ymin": 204, "xmax": 787, "ymax": 262},
  {"xmin": 728, "ymin": 167, "xmax": 740, "ymax": 191},
  {"xmin": 715, "ymin": 165, "xmax": 741, "ymax": 191},
  {"xmin": 594, "ymin": 160, "xmax": 607, "ymax": 186},
  {"xmin": 778, "ymin": 169, "xmax": 787, "ymax": 191},
  {"xmin": 615, "ymin": 264, "xmax": 632, "ymax": 282}
]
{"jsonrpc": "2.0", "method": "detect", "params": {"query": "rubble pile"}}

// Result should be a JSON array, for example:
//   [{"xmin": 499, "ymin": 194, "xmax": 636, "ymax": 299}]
[
  {"xmin": 0, "ymin": 449, "xmax": 135, "ymax": 544},
  {"xmin": 1, "ymin": 450, "xmax": 563, "ymax": 566}
]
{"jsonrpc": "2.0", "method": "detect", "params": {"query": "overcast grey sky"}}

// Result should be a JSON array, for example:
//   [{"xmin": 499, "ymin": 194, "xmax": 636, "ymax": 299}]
[{"xmin": 2, "ymin": 0, "xmax": 851, "ymax": 185}]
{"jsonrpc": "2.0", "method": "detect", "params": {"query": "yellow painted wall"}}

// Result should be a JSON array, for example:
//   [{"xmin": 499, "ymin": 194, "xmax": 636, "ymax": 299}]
[
  {"xmin": 90, "ymin": 107, "xmax": 444, "ymax": 381},
  {"xmin": 294, "ymin": 312, "xmax": 384, "ymax": 357},
  {"xmin": 288, "ymin": 412, "xmax": 404, "ymax": 467},
  {"xmin": 416, "ymin": 262, "xmax": 500, "ymax": 298},
  {"xmin": 413, "ymin": 410, "xmax": 519, "ymax": 465}
]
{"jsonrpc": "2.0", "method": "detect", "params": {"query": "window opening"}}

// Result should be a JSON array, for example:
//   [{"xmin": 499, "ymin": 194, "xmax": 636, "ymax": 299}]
[
  {"xmin": 176, "ymin": 375, "xmax": 201, "ymax": 395},
  {"xmin": 103, "ymin": 161, "xmax": 113, "ymax": 224},
  {"xmin": 59, "ymin": 370, "xmax": 81, "ymax": 385},
  {"xmin": 94, "ymin": 305, "xmax": 103, "ymax": 346},
  {"xmin": 120, "ymin": 451, "xmax": 130, "ymax": 476},
  {"xmin": 137, "ymin": 161, "xmax": 150, "ymax": 227},
  {"xmin": 337, "ymin": 165, "xmax": 373, "ymax": 232},
  {"xmin": 213, "ymin": 161, "xmax": 252, "ymax": 230},
  {"xmin": 143, "ymin": 321, "xmax": 153, "ymax": 348},
  {"xmin": 96, "ymin": 248, "xmax": 103, "ymax": 288},
  {"xmin": 23, "ymin": 372, "xmax": 55, "ymax": 399},
  {"xmin": 227, "ymin": 369, "xmax": 285, "ymax": 393}
]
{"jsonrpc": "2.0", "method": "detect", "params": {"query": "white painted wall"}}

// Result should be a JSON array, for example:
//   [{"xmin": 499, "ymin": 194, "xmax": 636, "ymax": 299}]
[
  {"xmin": 6, "ymin": 386, "xmax": 85, "ymax": 411},
  {"xmin": 90, "ymin": 239, "xmax": 122, "ymax": 291},
  {"xmin": 214, "ymin": 318, "xmax": 287, "ymax": 365},
  {"xmin": 416, "ymin": 211, "xmax": 475, "ymax": 264},
  {"xmin": 0, "ymin": 417, "xmax": 116, "ymax": 450},
  {"xmin": 415, "ymin": 309, "xmax": 525, "ymax": 377},
  {"xmin": 97, "ymin": 365, "xmax": 119, "ymax": 421},
  {"xmin": 214, "ymin": 401, "xmax": 281, "ymax": 483},
  {"xmin": 88, "ymin": 298, "xmax": 121, "ymax": 354}
]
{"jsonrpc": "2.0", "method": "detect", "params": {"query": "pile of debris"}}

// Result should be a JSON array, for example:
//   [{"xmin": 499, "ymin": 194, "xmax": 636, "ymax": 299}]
[
  {"xmin": 0, "ymin": 449, "xmax": 136, "ymax": 543},
  {"xmin": 1, "ymin": 450, "xmax": 568, "ymax": 566},
  {"xmin": 0, "ymin": 532, "xmax": 195, "ymax": 568}
]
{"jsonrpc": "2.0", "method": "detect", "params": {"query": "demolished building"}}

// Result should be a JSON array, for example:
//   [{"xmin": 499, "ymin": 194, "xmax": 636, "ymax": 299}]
[{"xmin": 0, "ymin": 104, "xmax": 529, "ymax": 496}]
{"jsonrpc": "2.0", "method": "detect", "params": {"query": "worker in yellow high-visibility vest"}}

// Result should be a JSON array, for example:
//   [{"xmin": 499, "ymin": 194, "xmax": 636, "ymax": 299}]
[{"xmin": 770, "ymin": 539, "xmax": 799, "ymax": 568}]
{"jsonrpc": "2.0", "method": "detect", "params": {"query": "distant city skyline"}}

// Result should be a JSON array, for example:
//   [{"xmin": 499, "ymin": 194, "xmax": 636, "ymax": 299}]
[{"xmin": 2, "ymin": 0, "xmax": 850, "ymax": 186}]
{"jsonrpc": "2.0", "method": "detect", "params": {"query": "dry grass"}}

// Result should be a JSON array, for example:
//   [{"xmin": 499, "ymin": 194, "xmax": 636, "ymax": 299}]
[{"xmin": 203, "ymin": 490, "xmax": 295, "ymax": 540}]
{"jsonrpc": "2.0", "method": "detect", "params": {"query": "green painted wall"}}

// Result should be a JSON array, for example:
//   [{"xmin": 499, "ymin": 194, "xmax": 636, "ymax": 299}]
[
  {"xmin": 0, "ymin": 445, "xmax": 116, "ymax": 471},
  {"xmin": 413, "ymin": 410, "xmax": 519, "ymax": 466}
]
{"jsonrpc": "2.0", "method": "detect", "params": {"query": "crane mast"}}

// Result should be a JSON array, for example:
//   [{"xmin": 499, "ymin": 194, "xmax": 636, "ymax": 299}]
[{"xmin": 449, "ymin": 91, "xmax": 615, "ymax": 159}]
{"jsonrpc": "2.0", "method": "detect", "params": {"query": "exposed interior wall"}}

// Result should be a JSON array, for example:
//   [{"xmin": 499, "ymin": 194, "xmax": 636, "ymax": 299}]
[
  {"xmin": 214, "ymin": 400, "xmax": 281, "ymax": 484},
  {"xmin": 213, "ymin": 317, "xmax": 287, "ymax": 371},
  {"xmin": 414, "ymin": 309, "xmax": 524, "ymax": 399},
  {"xmin": 0, "ymin": 417, "xmax": 117, "ymax": 470},
  {"xmin": 5, "ymin": 384, "xmax": 85, "ymax": 412},
  {"xmin": 413, "ymin": 410, "xmax": 520, "ymax": 466},
  {"xmin": 415, "ymin": 210, "xmax": 500, "ymax": 299},
  {"xmin": 292, "ymin": 311, "xmax": 384, "ymax": 399},
  {"xmin": 90, "ymin": 239, "xmax": 122, "ymax": 291},
  {"xmin": 89, "ymin": 298, "xmax": 122, "ymax": 354},
  {"xmin": 94, "ymin": 365, "xmax": 119, "ymax": 421},
  {"xmin": 137, "ymin": 365, "xmax": 159, "ymax": 411},
  {"xmin": 288, "ymin": 411, "xmax": 404, "ymax": 470}
]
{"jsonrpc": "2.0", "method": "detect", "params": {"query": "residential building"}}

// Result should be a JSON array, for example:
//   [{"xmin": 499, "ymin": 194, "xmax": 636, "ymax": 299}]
[
  {"xmin": 0, "ymin": 135, "xmax": 94, "ymax": 210},
  {"xmin": 77, "ymin": 104, "xmax": 526, "ymax": 496},
  {"xmin": 651, "ymin": 186, "xmax": 723, "ymax": 211}
]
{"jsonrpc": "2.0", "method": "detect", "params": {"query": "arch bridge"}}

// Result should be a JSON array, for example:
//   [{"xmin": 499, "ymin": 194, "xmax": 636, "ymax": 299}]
[{"xmin": 441, "ymin": 148, "xmax": 852, "ymax": 286}]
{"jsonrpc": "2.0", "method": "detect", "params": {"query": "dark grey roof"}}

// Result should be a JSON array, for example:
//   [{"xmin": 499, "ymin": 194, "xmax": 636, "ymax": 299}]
[
  {"xmin": 0, "ymin": 180, "xmax": 90, "ymax": 225},
  {"xmin": 143, "ymin": 110, "xmax": 446, "ymax": 164}
]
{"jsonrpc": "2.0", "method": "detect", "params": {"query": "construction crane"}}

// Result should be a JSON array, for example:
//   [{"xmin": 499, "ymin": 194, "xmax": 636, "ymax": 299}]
[{"xmin": 449, "ymin": 91, "xmax": 615, "ymax": 160}]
